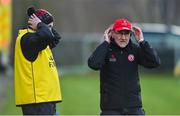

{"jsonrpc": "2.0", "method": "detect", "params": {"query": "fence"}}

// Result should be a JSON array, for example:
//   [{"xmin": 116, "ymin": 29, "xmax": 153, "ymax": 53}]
[{"xmin": 52, "ymin": 24, "xmax": 180, "ymax": 75}]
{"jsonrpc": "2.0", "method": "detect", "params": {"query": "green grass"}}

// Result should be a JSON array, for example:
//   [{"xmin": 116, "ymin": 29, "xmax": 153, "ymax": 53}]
[
  {"xmin": 1, "ymin": 72, "xmax": 180, "ymax": 115},
  {"xmin": 141, "ymin": 73, "xmax": 180, "ymax": 115}
]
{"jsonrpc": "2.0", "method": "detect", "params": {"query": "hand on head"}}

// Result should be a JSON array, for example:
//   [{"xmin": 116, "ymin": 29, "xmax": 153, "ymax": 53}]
[
  {"xmin": 132, "ymin": 25, "xmax": 144, "ymax": 43},
  {"xmin": 28, "ymin": 14, "xmax": 41, "ymax": 30},
  {"xmin": 104, "ymin": 24, "xmax": 113, "ymax": 43}
]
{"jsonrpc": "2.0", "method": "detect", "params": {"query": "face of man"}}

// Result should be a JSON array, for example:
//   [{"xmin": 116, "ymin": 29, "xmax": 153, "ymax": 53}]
[{"xmin": 112, "ymin": 30, "xmax": 131, "ymax": 48}]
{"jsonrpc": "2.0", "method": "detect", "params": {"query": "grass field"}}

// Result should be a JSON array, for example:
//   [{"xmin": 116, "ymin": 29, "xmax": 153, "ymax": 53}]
[{"xmin": 1, "ymin": 72, "xmax": 180, "ymax": 115}]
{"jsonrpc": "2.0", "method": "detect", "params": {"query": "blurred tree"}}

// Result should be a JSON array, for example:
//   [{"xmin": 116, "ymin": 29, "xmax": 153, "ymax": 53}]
[{"xmin": 11, "ymin": 0, "xmax": 180, "ymax": 67}]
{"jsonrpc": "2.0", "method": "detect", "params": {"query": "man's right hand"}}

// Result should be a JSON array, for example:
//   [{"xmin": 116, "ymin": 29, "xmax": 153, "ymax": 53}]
[
  {"xmin": 104, "ymin": 25, "xmax": 112, "ymax": 44},
  {"xmin": 28, "ymin": 14, "xmax": 41, "ymax": 30}
]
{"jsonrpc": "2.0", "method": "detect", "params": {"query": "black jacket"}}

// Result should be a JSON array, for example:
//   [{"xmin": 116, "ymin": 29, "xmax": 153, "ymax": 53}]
[
  {"xmin": 21, "ymin": 22, "xmax": 61, "ymax": 62},
  {"xmin": 88, "ymin": 40, "xmax": 160, "ymax": 110}
]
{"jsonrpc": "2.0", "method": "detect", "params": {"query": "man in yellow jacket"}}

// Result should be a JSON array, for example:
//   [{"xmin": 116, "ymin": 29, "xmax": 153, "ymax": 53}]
[{"xmin": 14, "ymin": 7, "xmax": 62, "ymax": 115}]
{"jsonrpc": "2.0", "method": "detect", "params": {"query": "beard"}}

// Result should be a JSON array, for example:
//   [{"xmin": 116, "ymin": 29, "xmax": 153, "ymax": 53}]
[{"xmin": 115, "ymin": 40, "xmax": 129, "ymax": 48}]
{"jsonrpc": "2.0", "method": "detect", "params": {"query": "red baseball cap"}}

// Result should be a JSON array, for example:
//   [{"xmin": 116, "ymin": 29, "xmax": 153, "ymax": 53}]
[
  {"xmin": 27, "ymin": 7, "xmax": 53, "ymax": 24},
  {"xmin": 112, "ymin": 19, "xmax": 132, "ymax": 31}
]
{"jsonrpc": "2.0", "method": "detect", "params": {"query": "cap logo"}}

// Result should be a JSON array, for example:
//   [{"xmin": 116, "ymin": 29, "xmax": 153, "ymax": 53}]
[{"xmin": 121, "ymin": 21, "xmax": 127, "ymax": 26}]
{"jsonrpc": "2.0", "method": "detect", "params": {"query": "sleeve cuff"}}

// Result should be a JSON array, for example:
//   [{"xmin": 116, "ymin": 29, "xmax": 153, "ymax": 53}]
[
  {"xmin": 139, "ymin": 40, "xmax": 150, "ymax": 47},
  {"xmin": 37, "ymin": 22, "xmax": 47, "ymax": 29},
  {"xmin": 139, "ymin": 40, "xmax": 146, "ymax": 45},
  {"xmin": 103, "ymin": 41, "xmax": 110, "ymax": 46}
]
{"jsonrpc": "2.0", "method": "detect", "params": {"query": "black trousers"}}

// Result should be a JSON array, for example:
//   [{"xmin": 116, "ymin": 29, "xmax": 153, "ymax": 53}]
[
  {"xmin": 101, "ymin": 107, "xmax": 145, "ymax": 115},
  {"xmin": 21, "ymin": 102, "xmax": 56, "ymax": 115}
]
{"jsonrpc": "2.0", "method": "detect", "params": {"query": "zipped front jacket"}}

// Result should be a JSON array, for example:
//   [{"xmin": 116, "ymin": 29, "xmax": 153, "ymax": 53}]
[
  {"xmin": 14, "ymin": 23, "xmax": 62, "ymax": 105},
  {"xmin": 88, "ymin": 40, "xmax": 160, "ymax": 110}
]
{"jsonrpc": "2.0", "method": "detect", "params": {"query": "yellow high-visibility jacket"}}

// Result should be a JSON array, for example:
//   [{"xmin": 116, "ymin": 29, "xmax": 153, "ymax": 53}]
[{"xmin": 14, "ymin": 29, "xmax": 62, "ymax": 105}]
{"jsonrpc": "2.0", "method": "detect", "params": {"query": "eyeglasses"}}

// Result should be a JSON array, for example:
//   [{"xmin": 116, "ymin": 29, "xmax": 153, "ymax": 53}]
[{"xmin": 114, "ymin": 30, "xmax": 131, "ymax": 35}]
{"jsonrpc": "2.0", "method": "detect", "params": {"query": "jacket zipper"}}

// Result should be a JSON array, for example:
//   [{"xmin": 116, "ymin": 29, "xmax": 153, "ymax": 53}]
[
  {"xmin": 121, "ymin": 50, "xmax": 123, "ymax": 54},
  {"xmin": 31, "ymin": 63, "xmax": 36, "ymax": 102}
]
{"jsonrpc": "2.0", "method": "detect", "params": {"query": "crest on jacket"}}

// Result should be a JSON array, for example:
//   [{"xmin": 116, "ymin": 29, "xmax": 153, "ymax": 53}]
[
  {"xmin": 109, "ymin": 53, "xmax": 117, "ymax": 62},
  {"xmin": 128, "ymin": 54, "xmax": 135, "ymax": 62}
]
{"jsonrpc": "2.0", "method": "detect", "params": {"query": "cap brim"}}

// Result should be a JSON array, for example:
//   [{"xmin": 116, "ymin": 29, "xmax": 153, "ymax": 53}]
[{"xmin": 115, "ymin": 27, "xmax": 131, "ymax": 31}]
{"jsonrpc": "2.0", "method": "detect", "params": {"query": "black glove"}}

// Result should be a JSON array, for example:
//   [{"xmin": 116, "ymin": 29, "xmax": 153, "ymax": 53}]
[{"xmin": 49, "ymin": 28, "xmax": 61, "ymax": 49}]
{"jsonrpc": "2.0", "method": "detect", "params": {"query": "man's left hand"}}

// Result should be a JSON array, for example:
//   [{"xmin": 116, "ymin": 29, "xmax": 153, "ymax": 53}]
[{"xmin": 132, "ymin": 25, "xmax": 144, "ymax": 43}]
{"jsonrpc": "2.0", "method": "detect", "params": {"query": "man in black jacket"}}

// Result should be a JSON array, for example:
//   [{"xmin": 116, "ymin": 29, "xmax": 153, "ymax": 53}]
[{"xmin": 88, "ymin": 19, "xmax": 160, "ymax": 115}]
